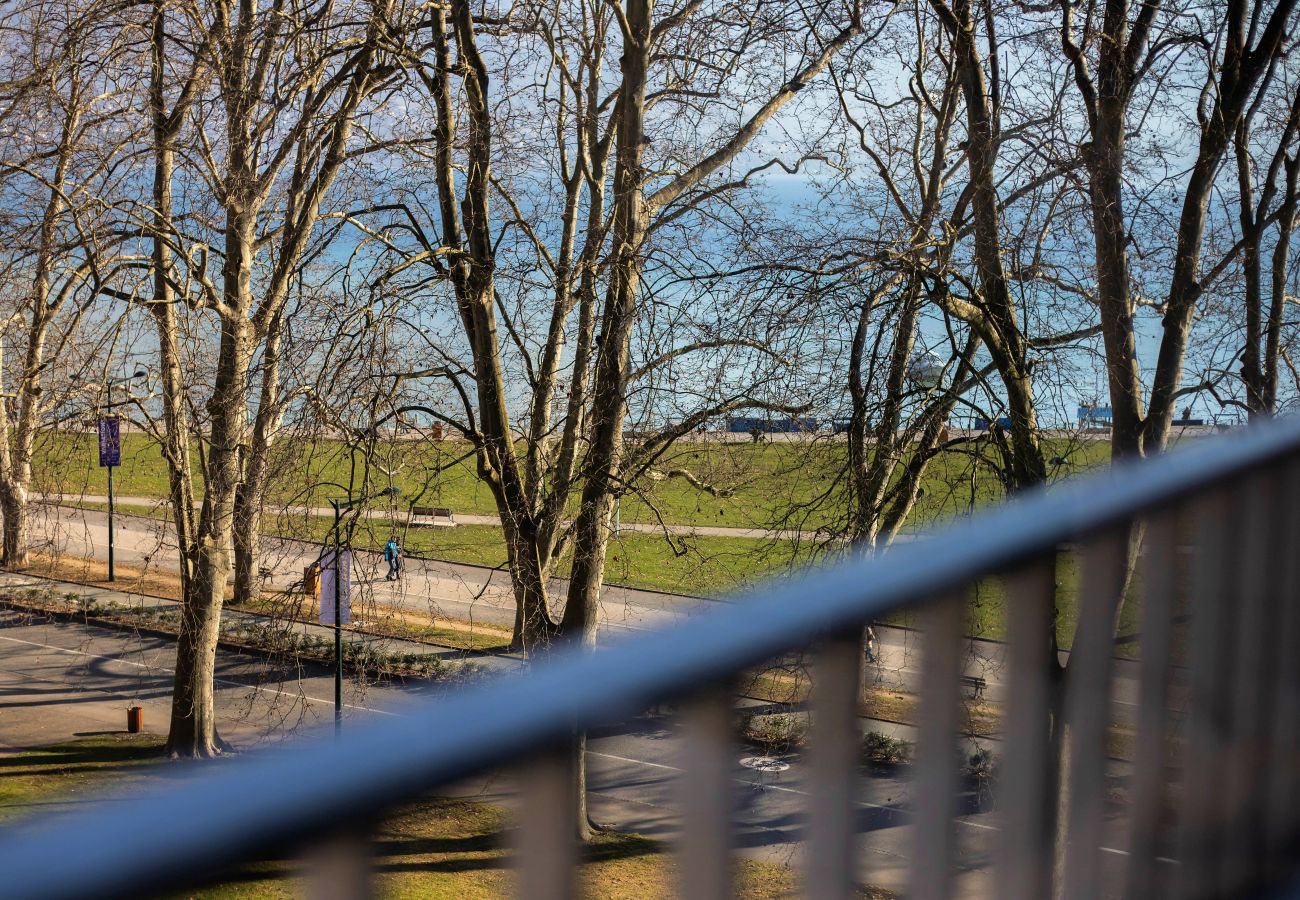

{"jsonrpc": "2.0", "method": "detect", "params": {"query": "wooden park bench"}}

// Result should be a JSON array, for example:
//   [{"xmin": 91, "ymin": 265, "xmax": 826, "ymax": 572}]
[
  {"xmin": 961, "ymin": 674, "xmax": 987, "ymax": 701},
  {"xmin": 410, "ymin": 505, "xmax": 457, "ymax": 527}
]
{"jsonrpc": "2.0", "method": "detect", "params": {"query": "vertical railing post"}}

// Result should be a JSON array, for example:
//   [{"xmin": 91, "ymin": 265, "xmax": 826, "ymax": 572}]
[
  {"xmin": 677, "ymin": 686, "xmax": 735, "ymax": 900},
  {"xmin": 909, "ymin": 593, "xmax": 964, "ymax": 900},
  {"xmin": 1222, "ymin": 469, "xmax": 1284, "ymax": 891},
  {"xmin": 1178, "ymin": 487, "xmax": 1241, "ymax": 900},
  {"xmin": 305, "ymin": 832, "xmax": 374, "ymax": 900},
  {"xmin": 516, "ymin": 745, "xmax": 577, "ymax": 900},
  {"xmin": 1265, "ymin": 458, "xmax": 1300, "ymax": 879},
  {"xmin": 1124, "ymin": 509, "xmax": 1179, "ymax": 900},
  {"xmin": 805, "ymin": 630, "xmax": 864, "ymax": 900},
  {"xmin": 1060, "ymin": 527, "xmax": 1127, "ymax": 900},
  {"xmin": 996, "ymin": 557, "xmax": 1056, "ymax": 900}
]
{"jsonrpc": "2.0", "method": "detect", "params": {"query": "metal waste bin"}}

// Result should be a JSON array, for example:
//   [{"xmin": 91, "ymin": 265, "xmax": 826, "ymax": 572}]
[
  {"xmin": 303, "ymin": 564, "xmax": 320, "ymax": 596},
  {"xmin": 127, "ymin": 705, "xmax": 143, "ymax": 734}
]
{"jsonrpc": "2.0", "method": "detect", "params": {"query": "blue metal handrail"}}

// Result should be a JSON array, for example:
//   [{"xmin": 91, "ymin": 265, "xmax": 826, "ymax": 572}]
[{"xmin": 6, "ymin": 417, "xmax": 1300, "ymax": 899}]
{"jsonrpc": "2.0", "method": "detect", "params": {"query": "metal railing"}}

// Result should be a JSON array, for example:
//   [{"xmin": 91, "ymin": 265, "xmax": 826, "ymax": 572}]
[{"xmin": 5, "ymin": 419, "xmax": 1300, "ymax": 899}]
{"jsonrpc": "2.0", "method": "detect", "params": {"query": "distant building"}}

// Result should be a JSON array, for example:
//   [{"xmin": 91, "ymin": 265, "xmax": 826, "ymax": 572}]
[
  {"xmin": 726, "ymin": 416, "xmax": 818, "ymax": 434},
  {"xmin": 1078, "ymin": 404, "xmax": 1113, "ymax": 429}
]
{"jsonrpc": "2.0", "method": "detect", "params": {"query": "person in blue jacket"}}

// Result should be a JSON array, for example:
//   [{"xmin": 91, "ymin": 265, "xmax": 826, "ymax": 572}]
[{"xmin": 383, "ymin": 536, "xmax": 402, "ymax": 581}]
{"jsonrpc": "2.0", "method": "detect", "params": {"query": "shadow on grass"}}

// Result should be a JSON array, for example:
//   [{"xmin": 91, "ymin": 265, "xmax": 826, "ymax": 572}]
[
  {"xmin": 0, "ymin": 734, "xmax": 166, "ymax": 777},
  {"xmin": 582, "ymin": 831, "xmax": 662, "ymax": 865}
]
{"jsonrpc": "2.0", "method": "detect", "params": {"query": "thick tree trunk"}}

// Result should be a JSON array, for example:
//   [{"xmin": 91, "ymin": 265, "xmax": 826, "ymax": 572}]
[
  {"xmin": 232, "ymin": 500, "xmax": 262, "ymax": 607},
  {"xmin": 166, "ymin": 209, "xmax": 255, "ymax": 756},
  {"xmin": 0, "ymin": 486, "xmax": 28, "ymax": 567},
  {"xmin": 1086, "ymin": 107, "xmax": 1145, "ymax": 457},
  {"xmin": 553, "ymin": 0, "xmax": 654, "ymax": 841},
  {"xmin": 233, "ymin": 314, "xmax": 285, "ymax": 607},
  {"xmin": 166, "ymin": 541, "xmax": 231, "ymax": 758}
]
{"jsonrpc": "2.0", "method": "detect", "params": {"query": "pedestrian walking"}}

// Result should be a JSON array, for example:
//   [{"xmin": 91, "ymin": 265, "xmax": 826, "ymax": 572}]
[
  {"xmin": 383, "ymin": 536, "xmax": 402, "ymax": 581},
  {"xmin": 864, "ymin": 625, "xmax": 877, "ymax": 664}
]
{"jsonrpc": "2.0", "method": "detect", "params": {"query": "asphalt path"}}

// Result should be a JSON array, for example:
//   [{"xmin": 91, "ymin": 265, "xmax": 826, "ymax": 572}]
[
  {"xmin": 0, "ymin": 610, "xmax": 1157, "ymax": 896},
  {"xmin": 46, "ymin": 493, "xmax": 845, "ymax": 541}
]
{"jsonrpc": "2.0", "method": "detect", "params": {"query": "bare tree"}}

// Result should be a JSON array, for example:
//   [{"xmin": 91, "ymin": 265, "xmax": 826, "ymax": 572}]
[
  {"xmin": 0, "ymin": 0, "xmax": 135, "ymax": 566},
  {"xmin": 133, "ymin": 0, "xmax": 412, "ymax": 757}
]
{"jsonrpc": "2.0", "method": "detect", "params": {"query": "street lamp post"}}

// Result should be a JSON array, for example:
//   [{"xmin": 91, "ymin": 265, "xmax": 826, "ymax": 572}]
[
  {"xmin": 324, "ymin": 484, "xmax": 400, "ymax": 737},
  {"xmin": 104, "ymin": 369, "xmax": 146, "ymax": 582}
]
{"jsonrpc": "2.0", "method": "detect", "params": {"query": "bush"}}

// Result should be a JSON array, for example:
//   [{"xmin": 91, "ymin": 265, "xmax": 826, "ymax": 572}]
[
  {"xmin": 862, "ymin": 730, "xmax": 913, "ymax": 766},
  {"xmin": 739, "ymin": 713, "xmax": 808, "ymax": 751},
  {"xmin": 962, "ymin": 745, "xmax": 997, "ymax": 782}
]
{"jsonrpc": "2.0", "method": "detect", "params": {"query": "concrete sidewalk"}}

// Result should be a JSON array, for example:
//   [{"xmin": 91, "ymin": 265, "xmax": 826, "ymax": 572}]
[{"xmin": 41, "ymin": 492, "xmax": 858, "ymax": 542}]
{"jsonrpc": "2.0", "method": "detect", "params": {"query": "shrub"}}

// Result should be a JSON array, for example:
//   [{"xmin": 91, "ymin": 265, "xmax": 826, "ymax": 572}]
[
  {"xmin": 740, "ymin": 713, "xmax": 808, "ymax": 751},
  {"xmin": 862, "ymin": 730, "xmax": 913, "ymax": 766},
  {"xmin": 962, "ymin": 745, "xmax": 997, "ymax": 781}
]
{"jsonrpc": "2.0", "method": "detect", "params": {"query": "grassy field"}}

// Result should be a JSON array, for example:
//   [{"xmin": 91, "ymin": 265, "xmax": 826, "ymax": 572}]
[
  {"xmin": 38, "ymin": 428, "xmax": 1154, "ymax": 650},
  {"xmin": 0, "ymin": 735, "xmax": 891, "ymax": 899},
  {"xmin": 34, "ymin": 430, "xmax": 1112, "ymax": 531}
]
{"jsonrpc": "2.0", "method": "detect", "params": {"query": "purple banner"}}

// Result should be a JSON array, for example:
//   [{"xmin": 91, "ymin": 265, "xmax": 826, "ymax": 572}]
[
  {"xmin": 318, "ymin": 548, "xmax": 352, "ymax": 626},
  {"xmin": 97, "ymin": 417, "xmax": 121, "ymax": 468}
]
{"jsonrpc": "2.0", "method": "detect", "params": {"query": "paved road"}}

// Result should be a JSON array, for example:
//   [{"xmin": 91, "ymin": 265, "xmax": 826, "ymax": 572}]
[
  {"xmin": 0, "ymin": 610, "xmax": 1153, "ymax": 896},
  {"xmin": 25, "ymin": 501, "xmax": 709, "ymax": 637},
  {"xmin": 18, "ymin": 501, "xmax": 1174, "ymax": 727}
]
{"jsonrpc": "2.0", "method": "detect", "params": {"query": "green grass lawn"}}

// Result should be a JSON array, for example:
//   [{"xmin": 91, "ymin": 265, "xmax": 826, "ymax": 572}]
[
  {"xmin": 41, "ymin": 428, "xmax": 1159, "ymax": 651},
  {"xmin": 0, "ymin": 735, "xmax": 891, "ymax": 899},
  {"xmin": 34, "ymin": 429, "xmax": 1112, "ymax": 531}
]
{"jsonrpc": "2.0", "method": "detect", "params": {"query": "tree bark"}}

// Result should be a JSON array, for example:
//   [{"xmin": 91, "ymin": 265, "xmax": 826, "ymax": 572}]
[{"xmin": 166, "ymin": 209, "xmax": 256, "ymax": 757}]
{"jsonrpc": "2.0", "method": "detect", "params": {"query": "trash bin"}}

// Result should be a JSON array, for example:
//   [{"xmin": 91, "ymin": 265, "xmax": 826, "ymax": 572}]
[
  {"xmin": 127, "ymin": 705, "xmax": 143, "ymax": 734},
  {"xmin": 303, "ymin": 564, "xmax": 320, "ymax": 596}
]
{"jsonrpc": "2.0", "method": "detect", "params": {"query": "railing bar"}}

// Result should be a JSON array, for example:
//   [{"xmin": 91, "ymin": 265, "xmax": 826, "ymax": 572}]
[
  {"xmin": 1222, "ymin": 468, "xmax": 1281, "ymax": 892},
  {"xmin": 304, "ymin": 832, "xmax": 374, "ymax": 900},
  {"xmin": 1061, "ymin": 526, "xmax": 1128, "ymax": 900},
  {"xmin": 994, "ymin": 556, "xmax": 1056, "ymax": 900},
  {"xmin": 908, "ymin": 593, "xmax": 965, "ymax": 900},
  {"xmin": 1265, "ymin": 457, "xmax": 1300, "ymax": 879},
  {"xmin": 677, "ymin": 687, "xmax": 734, "ymax": 900},
  {"xmin": 805, "ymin": 631, "xmax": 864, "ymax": 900},
  {"xmin": 515, "ymin": 745, "xmax": 576, "ymax": 900},
  {"xmin": 1176, "ymin": 487, "xmax": 1239, "ymax": 900},
  {"xmin": 1123, "ymin": 510, "xmax": 1179, "ymax": 900}
]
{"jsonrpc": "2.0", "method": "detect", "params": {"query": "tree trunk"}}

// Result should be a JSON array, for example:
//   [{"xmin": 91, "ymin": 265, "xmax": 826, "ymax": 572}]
[
  {"xmin": 1264, "ymin": 156, "xmax": 1299, "ymax": 412},
  {"xmin": 556, "ymin": 0, "xmax": 654, "ymax": 840},
  {"xmin": 0, "ymin": 485, "xmax": 28, "ymax": 567},
  {"xmin": 166, "ymin": 542, "xmax": 231, "ymax": 757},
  {"xmin": 233, "ymin": 310, "xmax": 286, "ymax": 607},
  {"xmin": 232, "ymin": 499, "xmax": 262, "ymax": 608},
  {"xmin": 1086, "ymin": 106, "xmax": 1145, "ymax": 457},
  {"xmin": 166, "ymin": 208, "xmax": 255, "ymax": 756}
]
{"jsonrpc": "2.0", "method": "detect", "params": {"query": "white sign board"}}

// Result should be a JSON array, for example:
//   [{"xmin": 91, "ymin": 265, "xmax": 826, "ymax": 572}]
[{"xmin": 318, "ymin": 548, "xmax": 351, "ymax": 626}]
